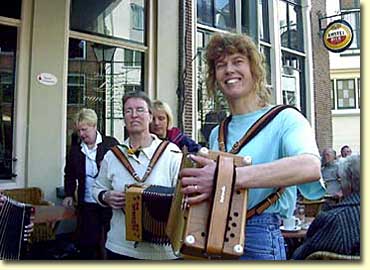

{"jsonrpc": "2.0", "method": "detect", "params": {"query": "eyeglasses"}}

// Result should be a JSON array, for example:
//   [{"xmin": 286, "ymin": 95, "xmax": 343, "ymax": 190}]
[{"xmin": 124, "ymin": 107, "xmax": 149, "ymax": 116}]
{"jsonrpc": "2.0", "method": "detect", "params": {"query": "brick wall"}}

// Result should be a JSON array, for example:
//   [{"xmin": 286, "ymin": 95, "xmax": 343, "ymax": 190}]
[
  {"xmin": 182, "ymin": 0, "xmax": 194, "ymax": 137},
  {"xmin": 311, "ymin": 0, "xmax": 333, "ymax": 152}
]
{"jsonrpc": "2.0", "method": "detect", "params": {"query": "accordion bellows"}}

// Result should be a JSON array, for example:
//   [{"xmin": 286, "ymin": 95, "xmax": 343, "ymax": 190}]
[
  {"xmin": 0, "ymin": 197, "xmax": 34, "ymax": 260},
  {"xmin": 125, "ymin": 185, "xmax": 174, "ymax": 245}
]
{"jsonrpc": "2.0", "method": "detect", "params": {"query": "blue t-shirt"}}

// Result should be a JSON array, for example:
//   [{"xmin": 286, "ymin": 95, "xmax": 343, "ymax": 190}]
[{"xmin": 209, "ymin": 105, "xmax": 325, "ymax": 218}]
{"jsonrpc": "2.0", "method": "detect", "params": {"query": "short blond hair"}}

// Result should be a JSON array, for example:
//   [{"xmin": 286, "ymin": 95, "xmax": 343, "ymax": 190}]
[
  {"xmin": 75, "ymin": 108, "xmax": 97, "ymax": 127},
  {"xmin": 152, "ymin": 100, "xmax": 174, "ymax": 129}
]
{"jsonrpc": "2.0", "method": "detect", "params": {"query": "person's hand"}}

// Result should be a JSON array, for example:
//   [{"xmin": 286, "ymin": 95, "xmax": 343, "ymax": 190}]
[
  {"xmin": 180, "ymin": 154, "xmax": 216, "ymax": 205},
  {"xmin": 103, "ymin": 190, "xmax": 126, "ymax": 209},
  {"xmin": 62, "ymin": 196, "xmax": 74, "ymax": 208}
]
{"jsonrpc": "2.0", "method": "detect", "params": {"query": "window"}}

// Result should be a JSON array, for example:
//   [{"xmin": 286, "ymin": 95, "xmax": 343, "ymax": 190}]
[
  {"xmin": 281, "ymin": 52, "xmax": 305, "ymax": 112},
  {"xmin": 70, "ymin": 0, "xmax": 146, "ymax": 44},
  {"xmin": 67, "ymin": 39, "xmax": 144, "ymax": 150},
  {"xmin": 278, "ymin": 0, "xmax": 304, "ymax": 52},
  {"xmin": 0, "ymin": 25, "xmax": 18, "ymax": 180},
  {"xmin": 67, "ymin": 74, "xmax": 85, "ymax": 105},
  {"xmin": 197, "ymin": 0, "xmax": 236, "ymax": 31},
  {"xmin": 124, "ymin": 49, "xmax": 142, "ymax": 67},
  {"xmin": 336, "ymin": 79, "xmax": 356, "ymax": 109},
  {"xmin": 196, "ymin": 1, "xmax": 259, "ymax": 144},
  {"xmin": 259, "ymin": 0, "xmax": 270, "ymax": 42}
]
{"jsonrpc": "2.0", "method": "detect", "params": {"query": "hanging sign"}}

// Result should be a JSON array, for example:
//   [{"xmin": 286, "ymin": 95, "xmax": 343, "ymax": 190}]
[
  {"xmin": 323, "ymin": 19, "xmax": 353, "ymax": 53},
  {"xmin": 37, "ymin": 72, "xmax": 58, "ymax": 86}
]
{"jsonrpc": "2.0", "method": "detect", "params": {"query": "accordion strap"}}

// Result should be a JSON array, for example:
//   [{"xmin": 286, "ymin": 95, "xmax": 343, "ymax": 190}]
[
  {"xmin": 111, "ymin": 140, "xmax": 170, "ymax": 183},
  {"xmin": 218, "ymin": 105, "xmax": 299, "ymax": 219}
]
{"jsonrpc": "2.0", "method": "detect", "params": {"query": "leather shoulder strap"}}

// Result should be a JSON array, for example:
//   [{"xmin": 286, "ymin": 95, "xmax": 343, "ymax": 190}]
[
  {"xmin": 111, "ymin": 146, "xmax": 140, "ymax": 182},
  {"xmin": 111, "ymin": 141, "xmax": 170, "ymax": 183},
  {"xmin": 141, "ymin": 140, "xmax": 170, "ymax": 181},
  {"xmin": 218, "ymin": 105, "xmax": 298, "ymax": 153}
]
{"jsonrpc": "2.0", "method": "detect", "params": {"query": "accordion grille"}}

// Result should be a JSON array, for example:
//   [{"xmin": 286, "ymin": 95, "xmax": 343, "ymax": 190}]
[
  {"xmin": 141, "ymin": 185, "xmax": 174, "ymax": 245},
  {"xmin": 0, "ymin": 197, "xmax": 33, "ymax": 260}
]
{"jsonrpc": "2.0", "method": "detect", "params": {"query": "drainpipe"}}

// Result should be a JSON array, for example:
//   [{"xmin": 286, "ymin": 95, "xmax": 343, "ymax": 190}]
[{"xmin": 177, "ymin": 0, "xmax": 186, "ymax": 131}]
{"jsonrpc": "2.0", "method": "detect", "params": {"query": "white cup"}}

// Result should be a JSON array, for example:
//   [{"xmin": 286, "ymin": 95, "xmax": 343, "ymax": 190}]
[{"xmin": 283, "ymin": 216, "xmax": 300, "ymax": 230}]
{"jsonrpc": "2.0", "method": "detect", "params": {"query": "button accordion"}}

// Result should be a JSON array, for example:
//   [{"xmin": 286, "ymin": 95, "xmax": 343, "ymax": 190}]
[
  {"xmin": 125, "ymin": 184, "xmax": 174, "ymax": 245},
  {"xmin": 166, "ymin": 147, "xmax": 252, "ymax": 259},
  {"xmin": 0, "ymin": 196, "xmax": 34, "ymax": 260}
]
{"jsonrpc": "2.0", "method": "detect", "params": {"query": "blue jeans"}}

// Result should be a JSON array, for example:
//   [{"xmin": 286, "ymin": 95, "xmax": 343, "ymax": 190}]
[{"xmin": 239, "ymin": 213, "xmax": 286, "ymax": 260}]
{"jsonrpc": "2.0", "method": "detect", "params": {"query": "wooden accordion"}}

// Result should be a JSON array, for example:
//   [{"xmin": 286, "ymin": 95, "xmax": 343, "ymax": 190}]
[
  {"xmin": 125, "ymin": 184, "xmax": 174, "ymax": 245},
  {"xmin": 166, "ymin": 148, "xmax": 252, "ymax": 259},
  {"xmin": 0, "ymin": 196, "xmax": 34, "ymax": 260}
]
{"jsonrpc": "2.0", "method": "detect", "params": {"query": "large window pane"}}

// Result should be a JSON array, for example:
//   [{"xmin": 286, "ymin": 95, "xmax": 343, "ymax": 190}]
[
  {"xmin": 70, "ymin": 0, "xmax": 146, "ymax": 44},
  {"xmin": 278, "ymin": 0, "xmax": 304, "ymax": 52},
  {"xmin": 258, "ymin": 0, "xmax": 270, "ymax": 41},
  {"xmin": 197, "ymin": 0, "xmax": 236, "ymax": 31},
  {"xmin": 67, "ymin": 38, "xmax": 144, "ymax": 150},
  {"xmin": 281, "ymin": 52, "xmax": 306, "ymax": 113},
  {"xmin": 0, "ymin": 0, "xmax": 22, "ymax": 19},
  {"xmin": 0, "ymin": 25, "xmax": 17, "ymax": 179},
  {"xmin": 197, "ymin": 0, "xmax": 213, "ymax": 26},
  {"xmin": 215, "ymin": 0, "xmax": 235, "ymax": 30}
]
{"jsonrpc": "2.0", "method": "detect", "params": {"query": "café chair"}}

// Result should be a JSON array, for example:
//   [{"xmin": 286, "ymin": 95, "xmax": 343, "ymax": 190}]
[
  {"xmin": 305, "ymin": 251, "xmax": 360, "ymax": 260},
  {"xmin": 3, "ymin": 187, "xmax": 56, "ymax": 242}
]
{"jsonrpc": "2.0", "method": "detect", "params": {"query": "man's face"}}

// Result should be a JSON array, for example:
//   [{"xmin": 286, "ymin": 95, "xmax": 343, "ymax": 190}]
[
  {"xmin": 341, "ymin": 147, "xmax": 352, "ymax": 157},
  {"xmin": 124, "ymin": 98, "xmax": 152, "ymax": 135},
  {"xmin": 322, "ymin": 149, "xmax": 335, "ymax": 164}
]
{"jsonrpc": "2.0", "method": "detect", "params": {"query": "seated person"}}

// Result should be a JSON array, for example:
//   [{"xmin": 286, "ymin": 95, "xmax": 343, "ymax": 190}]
[
  {"xmin": 340, "ymin": 145, "xmax": 352, "ymax": 158},
  {"xmin": 291, "ymin": 154, "xmax": 360, "ymax": 259},
  {"xmin": 150, "ymin": 100, "xmax": 201, "ymax": 153},
  {"xmin": 321, "ymin": 147, "xmax": 342, "ymax": 198}
]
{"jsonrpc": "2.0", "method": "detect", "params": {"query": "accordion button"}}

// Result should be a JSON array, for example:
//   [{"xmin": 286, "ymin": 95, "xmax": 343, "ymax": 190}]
[
  {"xmin": 233, "ymin": 244, "xmax": 243, "ymax": 254},
  {"xmin": 185, "ymin": 235, "xmax": 195, "ymax": 245}
]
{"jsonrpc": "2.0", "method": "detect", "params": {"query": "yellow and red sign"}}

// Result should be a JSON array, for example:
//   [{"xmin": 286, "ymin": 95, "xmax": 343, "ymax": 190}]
[{"xmin": 323, "ymin": 19, "xmax": 353, "ymax": 53}]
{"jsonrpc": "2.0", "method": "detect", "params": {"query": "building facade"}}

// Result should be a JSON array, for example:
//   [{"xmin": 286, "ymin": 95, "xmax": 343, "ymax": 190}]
[
  {"xmin": 326, "ymin": 0, "xmax": 360, "ymax": 154},
  {"xmin": 0, "ymin": 0, "xmax": 332, "ymax": 200}
]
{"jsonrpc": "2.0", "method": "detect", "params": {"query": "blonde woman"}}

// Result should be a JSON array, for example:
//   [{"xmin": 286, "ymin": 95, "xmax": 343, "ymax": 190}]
[
  {"xmin": 150, "ymin": 100, "xmax": 201, "ymax": 153},
  {"xmin": 63, "ymin": 108, "xmax": 119, "ymax": 259}
]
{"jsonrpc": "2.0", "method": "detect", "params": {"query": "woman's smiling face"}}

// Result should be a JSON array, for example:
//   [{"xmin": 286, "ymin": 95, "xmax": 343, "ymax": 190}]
[{"xmin": 215, "ymin": 53, "xmax": 255, "ymax": 100}]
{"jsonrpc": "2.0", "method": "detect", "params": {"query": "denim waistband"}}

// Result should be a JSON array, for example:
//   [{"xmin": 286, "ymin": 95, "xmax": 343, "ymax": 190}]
[{"xmin": 246, "ymin": 212, "xmax": 281, "ymax": 225}]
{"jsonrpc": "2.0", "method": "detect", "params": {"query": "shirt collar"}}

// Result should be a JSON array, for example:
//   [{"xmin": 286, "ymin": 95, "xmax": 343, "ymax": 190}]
[{"xmin": 122, "ymin": 134, "xmax": 162, "ymax": 159}]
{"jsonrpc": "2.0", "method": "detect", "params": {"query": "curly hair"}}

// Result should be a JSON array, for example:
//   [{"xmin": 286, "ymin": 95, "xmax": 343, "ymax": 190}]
[{"xmin": 204, "ymin": 33, "xmax": 270, "ymax": 104}]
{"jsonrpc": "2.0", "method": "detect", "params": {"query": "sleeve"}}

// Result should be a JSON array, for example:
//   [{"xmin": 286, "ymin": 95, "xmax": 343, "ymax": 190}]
[
  {"xmin": 279, "ymin": 109, "xmax": 326, "ymax": 199},
  {"xmin": 64, "ymin": 148, "xmax": 77, "ymax": 198},
  {"xmin": 92, "ymin": 153, "xmax": 113, "ymax": 206},
  {"xmin": 179, "ymin": 135, "xmax": 202, "ymax": 153},
  {"xmin": 280, "ymin": 109, "xmax": 320, "ymax": 159}
]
